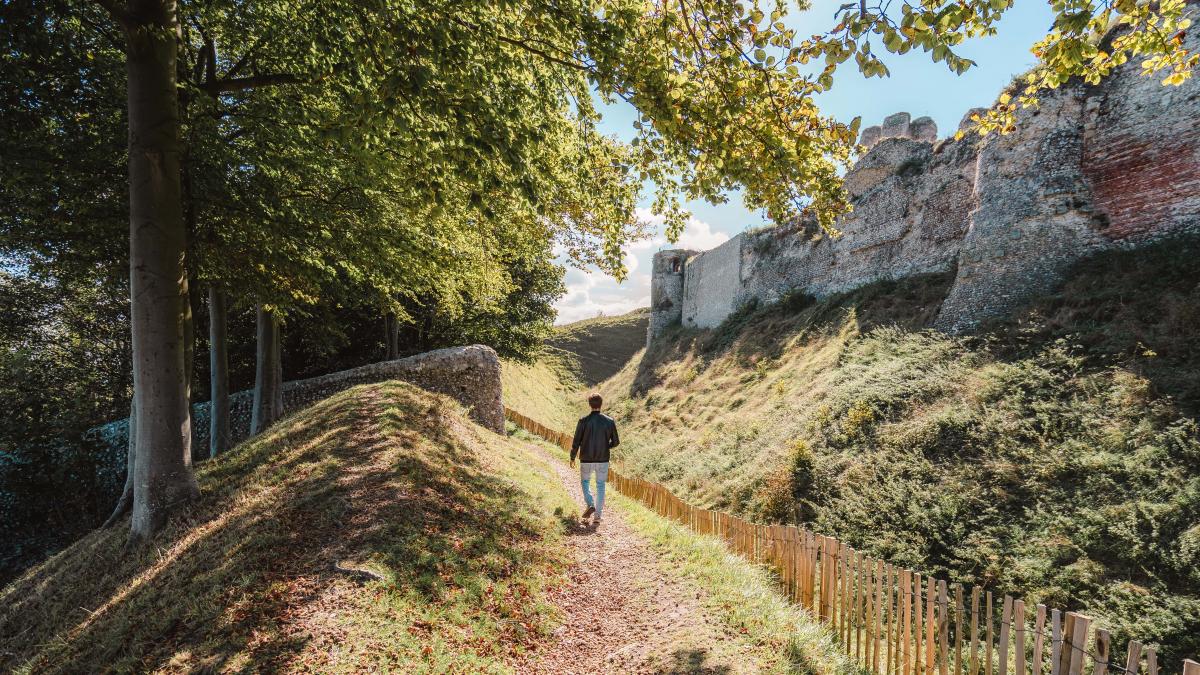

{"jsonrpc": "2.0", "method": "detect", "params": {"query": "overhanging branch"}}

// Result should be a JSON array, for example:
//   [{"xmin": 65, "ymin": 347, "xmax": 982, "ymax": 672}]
[{"xmin": 200, "ymin": 72, "xmax": 306, "ymax": 93}]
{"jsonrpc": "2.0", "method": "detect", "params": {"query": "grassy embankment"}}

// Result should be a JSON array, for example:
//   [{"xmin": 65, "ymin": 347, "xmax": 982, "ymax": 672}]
[
  {"xmin": 592, "ymin": 238, "xmax": 1200, "ymax": 665},
  {"xmin": 0, "ymin": 381, "xmax": 575, "ymax": 673}
]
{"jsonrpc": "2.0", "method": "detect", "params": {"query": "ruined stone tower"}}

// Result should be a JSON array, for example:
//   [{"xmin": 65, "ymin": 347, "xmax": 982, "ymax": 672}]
[{"xmin": 648, "ymin": 249, "xmax": 695, "ymax": 346}]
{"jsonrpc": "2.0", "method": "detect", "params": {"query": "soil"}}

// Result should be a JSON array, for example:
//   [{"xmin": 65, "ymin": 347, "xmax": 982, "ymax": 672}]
[{"xmin": 518, "ymin": 444, "xmax": 758, "ymax": 674}]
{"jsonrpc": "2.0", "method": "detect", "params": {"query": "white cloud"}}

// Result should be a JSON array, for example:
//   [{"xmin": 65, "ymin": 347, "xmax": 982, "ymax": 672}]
[
  {"xmin": 633, "ymin": 207, "xmax": 731, "ymax": 251},
  {"xmin": 553, "ymin": 212, "xmax": 730, "ymax": 324}
]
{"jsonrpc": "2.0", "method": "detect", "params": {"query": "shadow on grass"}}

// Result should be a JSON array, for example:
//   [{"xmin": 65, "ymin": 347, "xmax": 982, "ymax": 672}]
[
  {"xmin": 0, "ymin": 381, "xmax": 558, "ymax": 672},
  {"xmin": 654, "ymin": 647, "xmax": 733, "ymax": 674}
]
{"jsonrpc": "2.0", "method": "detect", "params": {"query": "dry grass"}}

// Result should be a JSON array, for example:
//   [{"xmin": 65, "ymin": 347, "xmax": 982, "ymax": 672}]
[
  {"xmin": 501, "ymin": 348, "xmax": 583, "ymax": 431},
  {"xmin": 0, "ymin": 381, "xmax": 575, "ymax": 673},
  {"xmin": 502, "ymin": 308, "xmax": 651, "ymax": 429}
]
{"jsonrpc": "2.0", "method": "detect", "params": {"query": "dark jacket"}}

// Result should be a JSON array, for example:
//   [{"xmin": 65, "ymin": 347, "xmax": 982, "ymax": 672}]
[{"xmin": 571, "ymin": 410, "xmax": 619, "ymax": 464}]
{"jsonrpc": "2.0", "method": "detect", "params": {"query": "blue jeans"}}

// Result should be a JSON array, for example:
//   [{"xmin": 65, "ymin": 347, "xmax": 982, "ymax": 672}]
[{"xmin": 580, "ymin": 462, "xmax": 609, "ymax": 517}]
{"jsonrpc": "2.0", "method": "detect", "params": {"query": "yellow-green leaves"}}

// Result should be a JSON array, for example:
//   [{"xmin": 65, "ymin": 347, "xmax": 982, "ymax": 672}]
[{"xmin": 815, "ymin": 0, "xmax": 1194, "ymax": 140}]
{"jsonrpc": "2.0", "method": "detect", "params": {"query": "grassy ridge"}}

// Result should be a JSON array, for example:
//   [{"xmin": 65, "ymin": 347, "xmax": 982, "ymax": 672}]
[
  {"xmin": 0, "ymin": 382, "xmax": 575, "ymax": 673},
  {"xmin": 595, "ymin": 240, "xmax": 1200, "ymax": 665}
]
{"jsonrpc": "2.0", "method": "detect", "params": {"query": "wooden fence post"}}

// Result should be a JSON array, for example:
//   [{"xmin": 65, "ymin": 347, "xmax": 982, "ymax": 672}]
[
  {"xmin": 887, "ymin": 565, "xmax": 897, "ymax": 675},
  {"xmin": 955, "ymin": 584, "xmax": 965, "ymax": 675},
  {"xmin": 1122, "ymin": 641, "xmax": 1141, "ymax": 675},
  {"xmin": 970, "ymin": 587, "xmax": 981, "ymax": 675},
  {"xmin": 926, "ymin": 576, "xmax": 937, "ymax": 675},
  {"xmin": 938, "ymin": 580, "xmax": 950, "ymax": 675},
  {"xmin": 875, "ymin": 560, "xmax": 886, "ymax": 672},
  {"xmin": 1050, "ymin": 609, "xmax": 1062, "ymax": 675},
  {"xmin": 986, "ymin": 592, "xmax": 995, "ymax": 675},
  {"xmin": 1013, "ymin": 600, "xmax": 1026, "ymax": 675},
  {"xmin": 999, "ymin": 596, "xmax": 1013, "ymax": 675},
  {"xmin": 903, "ymin": 569, "xmax": 914, "ymax": 675},
  {"xmin": 1033, "ymin": 605, "xmax": 1047, "ymax": 675},
  {"xmin": 1091, "ymin": 628, "xmax": 1110, "ymax": 675}
]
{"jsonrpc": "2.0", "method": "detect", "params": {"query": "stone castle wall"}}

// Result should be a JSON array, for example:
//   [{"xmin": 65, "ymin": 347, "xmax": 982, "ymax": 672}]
[
  {"xmin": 651, "ymin": 30, "xmax": 1200, "ymax": 340},
  {"xmin": 83, "ymin": 345, "xmax": 505, "ymax": 497}
]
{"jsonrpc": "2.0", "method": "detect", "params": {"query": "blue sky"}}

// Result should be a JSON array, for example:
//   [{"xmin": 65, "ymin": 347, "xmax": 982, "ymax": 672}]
[{"xmin": 554, "ymin": 1, "xmax": 1056, "ymax": 323}]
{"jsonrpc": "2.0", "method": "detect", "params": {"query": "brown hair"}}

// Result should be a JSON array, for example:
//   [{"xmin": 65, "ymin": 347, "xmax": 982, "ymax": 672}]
[{"xmin": 587, "ymin": 392, "xmax": 603, "ymax": 409}]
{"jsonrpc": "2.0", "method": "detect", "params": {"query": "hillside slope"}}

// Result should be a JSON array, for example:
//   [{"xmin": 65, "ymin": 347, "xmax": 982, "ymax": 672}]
[
  {"xmin": 500, "ymin": 308, "xmax": 649, "ymax": 429},
  {"xmin": 0, "ymin": 382, "xmax": 576, "ymax": 672},
  {"xmin": 3, "ymin": 376, "xmax": 851, "ymax": 674},
  {"xmin": 547, "ymin": 309, "xmax": 648, "ymax": 386},
  {"xmin": 596, "ymin": 238, "xmax": 1200, "ymax": 665}
]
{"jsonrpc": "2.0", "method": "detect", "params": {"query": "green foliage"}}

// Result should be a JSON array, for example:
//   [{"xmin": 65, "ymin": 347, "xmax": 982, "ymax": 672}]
[
  {"xmin": 0, "ymin": 267, "xmax": 131, "ymax": 582},
  {"xmin": 761, "ymin": 439, "xmax": 817, "ymax": 523},
  {"xmin": 803, "ymin": 0, "xmax": 1197, "ymax": 139}
]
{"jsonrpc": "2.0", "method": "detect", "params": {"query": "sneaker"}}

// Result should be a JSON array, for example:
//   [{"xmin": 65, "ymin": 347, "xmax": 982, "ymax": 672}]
[
  {"xmin": 592, "ymin": 516, "xmax": 602, "ymax": 526},
  {"xmin": 582, "ymin": 505, "xmax": 595, "ymax": 519}
]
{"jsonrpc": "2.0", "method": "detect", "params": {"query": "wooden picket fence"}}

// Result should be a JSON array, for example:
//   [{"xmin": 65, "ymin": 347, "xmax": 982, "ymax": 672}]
[{"xmin": 504, "ymin": 407, "xmax": 1199, "ymax": 675}]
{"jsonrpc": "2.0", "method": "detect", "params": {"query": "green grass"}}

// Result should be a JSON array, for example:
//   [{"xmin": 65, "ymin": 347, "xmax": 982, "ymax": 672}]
[
  {"xmin": 548, "ymin": 308, "xmax": 649, "ymax": 386},
  {"xmin": 500, "ymin": 347, "xmax": 583, "ymax": 431},
  {"xmin": 0, "ymin": 381, "xmax": 575, "ymax": 673},
  {"xmin": 613, "ymin": 492, "xmax": 856, "ymax": 675},
  {"xmin": 591, "ymin": 239, "xmax": 1200, "ymax": 667}
]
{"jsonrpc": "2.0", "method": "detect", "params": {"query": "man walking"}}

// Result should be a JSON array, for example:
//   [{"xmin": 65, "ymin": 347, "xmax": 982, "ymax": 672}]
[{"xmin": 570, "ymin": 392, "xmax": 619, "ymax": 526}]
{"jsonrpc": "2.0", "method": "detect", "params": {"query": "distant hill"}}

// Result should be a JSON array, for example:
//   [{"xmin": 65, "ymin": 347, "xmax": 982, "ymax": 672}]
[
  {"xmin": 0, "ymin": 381, "xmax": 576, "ymax": 671},
  {"xmin": 594, "ymin": 238, "xmax": 1200, "ymax": 665},
  {"xmin": 501, "ymin": 309, "xmax": 648, "ymax": 429},
  {"xmin": 548, "ymin": 309, "xmax": 648, "ymax": 386}
]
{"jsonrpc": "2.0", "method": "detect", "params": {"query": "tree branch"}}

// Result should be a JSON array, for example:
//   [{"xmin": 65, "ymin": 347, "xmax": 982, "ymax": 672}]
[
  {"xmin": 200, "ymin": 63, "xmax": 346, "ymax": 94},
  {"xmin": 200, "ymin": 72, "xmax": 306, "ymax": 93}
]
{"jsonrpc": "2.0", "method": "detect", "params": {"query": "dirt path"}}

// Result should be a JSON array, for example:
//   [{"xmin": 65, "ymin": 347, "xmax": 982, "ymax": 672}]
[{"xmin": 518, "ymin": 444, "xmax": 757, "ymax": 675}]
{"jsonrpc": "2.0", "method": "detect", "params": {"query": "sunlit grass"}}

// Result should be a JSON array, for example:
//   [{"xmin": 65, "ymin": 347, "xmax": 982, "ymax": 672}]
[{"xmin": 583, "ymin": 241, "xmax": 1200, "ymax": 664}]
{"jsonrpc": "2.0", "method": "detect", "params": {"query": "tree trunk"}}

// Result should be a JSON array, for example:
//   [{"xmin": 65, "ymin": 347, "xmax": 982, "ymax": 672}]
[
  {"xmin": 183, "ymin": 278, "xmax": 195, "ymax": 460},
  {"xmin": 251, "ymin": 305, "xmax": 283, "ymax": 434},
  {"xmin": 124, "ymin": 0, "xmax": 200, "ymax": 545},
  {"xmin": 385, "ymin": 312, "xmax": 400, "ymax": 360},
  {"xmin": 208, "ymin": 287, "xmax": 230, "ymax": 457},
  {"xmin": 102, "ymin": 398, "xmax": 137, "ymax": 527}
]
